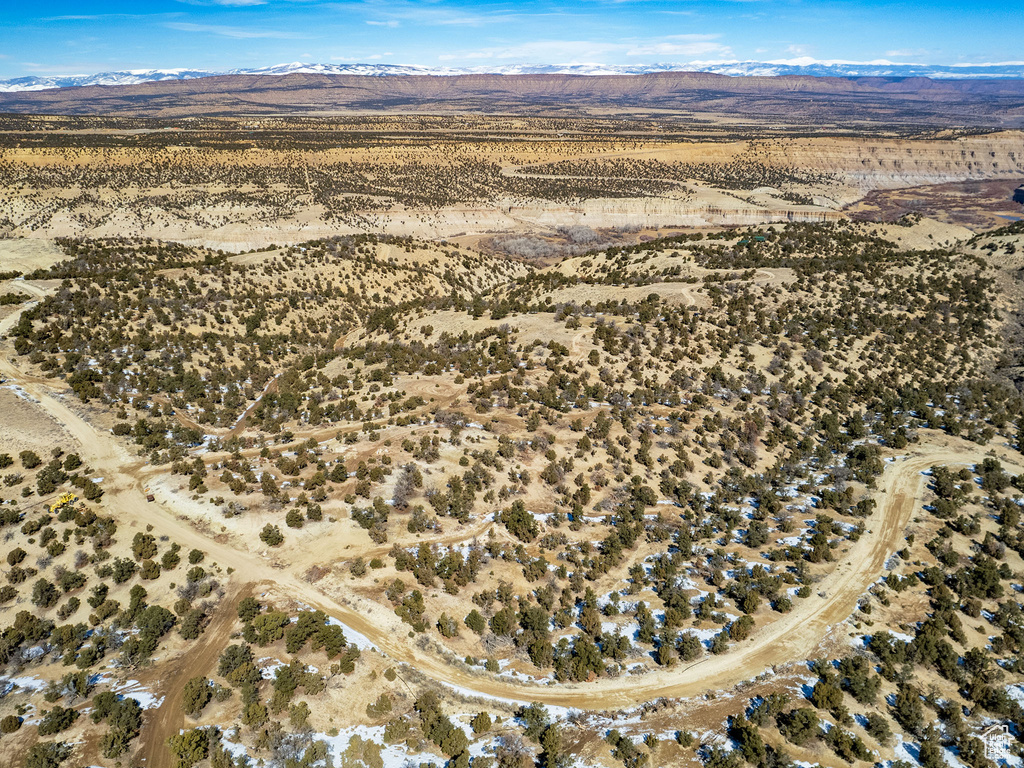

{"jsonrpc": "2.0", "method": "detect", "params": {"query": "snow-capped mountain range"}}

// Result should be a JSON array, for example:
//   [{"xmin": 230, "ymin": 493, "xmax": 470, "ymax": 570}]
[{"xmin": 3, "ymin": 59, "xmax": 1024, "ymax": 93}]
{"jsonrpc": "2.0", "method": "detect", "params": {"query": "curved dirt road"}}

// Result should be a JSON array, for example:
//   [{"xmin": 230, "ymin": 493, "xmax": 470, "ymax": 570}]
[{"xmin": 0, "ymin": 289, "xmax": 984, "ymax": 710}]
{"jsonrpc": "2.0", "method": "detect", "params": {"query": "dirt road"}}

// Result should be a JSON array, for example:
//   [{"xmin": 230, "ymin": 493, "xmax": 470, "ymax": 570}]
[
  {"xmin": 136, "ymin": 586, "xmax": 248, "ymax": 768},
  {"xmin": 0, "ymin": 289, "xmax": 988, "ymax": 710}
]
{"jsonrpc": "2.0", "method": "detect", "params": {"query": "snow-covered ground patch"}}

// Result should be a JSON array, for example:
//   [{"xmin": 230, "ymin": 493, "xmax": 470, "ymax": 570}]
[
  {"xmin": 1007, "ymin": 683, "xmax": 1024, "ymax": 706},
  {"xmin": 318, "ymin": 725, "xmax": 415, "ymax": 768},
  {"xmin": 109, "ymin": 679, "xmax": 164, "ymax": 709},
  {"xmin": 325, "ymin": 615, "xmax": 380, "ymax": 652},
  {"xmin": 220, "ymin": 729, "xmax": 250, "ymax": 760},
  {"xmin": 433, "ymin": 677, "xmax": 577, "ymax": 720},
  {"xmin": 0, "ymin": 675, "xmax": 49, "ymax": 694},
  {"xmin": 3, "ymin": 384, "xmax": 39, "ymax": 403},
  {"xmin": 893, "ymin": 734, "xmax": 920, "ymax": 764},
  {"xmin": 943, "ymin": 746, "xmax": 970, "ymax": 768},
  {"xmin": 258, "ymin": 657, "xmax": 287, "ymax": 680}
]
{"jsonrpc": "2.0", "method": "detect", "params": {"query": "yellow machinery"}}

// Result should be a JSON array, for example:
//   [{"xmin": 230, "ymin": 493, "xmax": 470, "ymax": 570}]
[{"xmin": 49, "ymin": 492, "xmax": 77, "ymax": 512}]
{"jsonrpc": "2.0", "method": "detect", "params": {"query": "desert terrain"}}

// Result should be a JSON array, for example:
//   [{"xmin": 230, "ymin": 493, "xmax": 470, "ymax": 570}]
[
  {"xmin": 0, "ymin": 114, "xmax": 1022, "ymax": 251},
  {"xmin": 0, "ymin": 82, "xmax": 1022, "ymax": 768}
]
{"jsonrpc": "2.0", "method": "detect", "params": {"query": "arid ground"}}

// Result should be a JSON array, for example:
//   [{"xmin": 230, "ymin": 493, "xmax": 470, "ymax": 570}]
[{"xmin": 0, "ymin": 96, "xmax": 1022, "ymax": 768}]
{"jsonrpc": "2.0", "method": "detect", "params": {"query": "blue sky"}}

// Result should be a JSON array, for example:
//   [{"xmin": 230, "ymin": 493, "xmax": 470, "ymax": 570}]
[{"xmin": 0, "ymin": 0, "xmax": 1020, "ymax": 78}]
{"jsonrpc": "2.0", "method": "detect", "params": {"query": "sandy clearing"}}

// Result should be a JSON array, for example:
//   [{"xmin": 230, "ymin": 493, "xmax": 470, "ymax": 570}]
[
  {"xmin": 0, "ymin": 239, "xmax": 66, "ymax": 274},
  {"xmin": 542, "ymin": 281, "xmax": 708, "ymax": 309},
  {"xmin": 0, "ymin": 387, "xmax": 73, "ymax": 457}
]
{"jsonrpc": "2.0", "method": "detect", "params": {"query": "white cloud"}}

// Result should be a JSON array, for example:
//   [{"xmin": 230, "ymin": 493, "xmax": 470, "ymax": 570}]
[
  {"xmin": 440, "ymin": 35, "xmax": 730, "ymax": 64},
  {"xmin": 20, "ymin": 62, "xmax": 95, "ymax": 74},
  {"xmin": 885, "ymin": 49, "xmax": 928, "ymax": 58},
  {"xmin": 684, "ymin": 56, "xmax": 1024, "ymax": 69},
  {"xmin": 366, "ymin": 20, "xmax": 399, "ymax": 28},
  {"xmin": 42, "ymin": 12, "xmax": 164, "ymax": 21},
  {"xmin": 626, "ymin": 35, "xmax": 730, "ymax": 58},
  {"xmin": 948, "ymin": 60, "xmax": 1024, "ymax": 67},
  {"xmin": 761, "ymin": 56, "xmax": 902, "ymax": 66},
  {"xmin": 44, "ymin": 14, "xmax": 117, "ymax": 20},
  {"xmin": 350, "ymin": 2, "xmax": 522, "ymax": 28},
  {"xmin": 175, "ymin": 0, "xmax": 268, "ymax": 6},
  {"xmin": 165, "ymin": 22, "xmax": 304, "ymax": 39}
]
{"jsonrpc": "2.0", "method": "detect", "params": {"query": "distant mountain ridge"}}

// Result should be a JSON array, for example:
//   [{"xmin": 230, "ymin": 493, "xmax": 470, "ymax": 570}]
[
  {"xmin": 4, "ymin": 59, "xmax": 1024, "ymax": 93},
  {"xmin": 3, "ymin": 69, "xmax": 1023, "ymax": 126}
]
